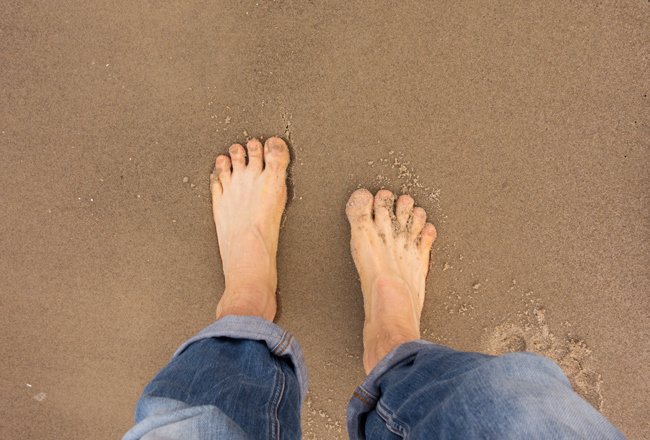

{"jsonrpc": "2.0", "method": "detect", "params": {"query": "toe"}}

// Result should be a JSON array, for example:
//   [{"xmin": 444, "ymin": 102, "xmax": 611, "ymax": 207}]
[
  {"xmin": 211, "ymin": 155, "xmax": 231, "ymax": 202},
  {"xmin": 419, "ymin": 223, "xmax": 437, "ymax": 253},
  {"xmin": 346, "ymin": 189, "xmax": 374, "ymax": 225},
  {"xmin": 374, "ymin": 190, "xmax": 396, "ymax": 235},
  {"xmin": 264, "ymin": 137, "xmax": 290, "ymax": 172},
  {"xmin": 395, "ymin": 195, "xmax": 414, "ymax": 231},
  {"xmin": 246, "ymin": 139, "xmax": 264, "ymax": 174},
  {"xmin": 229, "ymin": 144, "xmax": 247, "ymax": 173},
  {"xmin": 409, "ymin": 207, "xmax": 426, "ymax": 239},
  {"xmin": 214, "ymin": 155, "xmax": 232, "ymax": 187},
  {"xmin": 210, "ymin": 172, "xmax": 222, "ymax": 199}
]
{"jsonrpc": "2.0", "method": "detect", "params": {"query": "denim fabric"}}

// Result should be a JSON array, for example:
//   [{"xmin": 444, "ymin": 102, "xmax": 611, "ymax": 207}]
[
  {"xmin": 347, "ymin": 340, "xmax": 626, "ymax": 440},
  {"xmin": 124, "ymin": 319, "xmax": 626, "ymax": 440},
  {"xmin": 122, "ymin": 315, "xmax": 307, "ymax": 440}
]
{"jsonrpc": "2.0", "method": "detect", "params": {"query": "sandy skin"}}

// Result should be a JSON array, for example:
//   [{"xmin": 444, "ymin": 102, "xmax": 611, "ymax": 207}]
[
  {"xmin": 346, "ymin": 189, "xmax": 436, "ymax": 373},
  {"xmin": 210, "ymin": 139, "xmax": 436, "ymax": 374}
]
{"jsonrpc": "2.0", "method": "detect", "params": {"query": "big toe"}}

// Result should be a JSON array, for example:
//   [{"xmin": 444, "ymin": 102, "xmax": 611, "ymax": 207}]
[
  {"xmin": 346, "ymin": 189, "xmax": 374, "ymax": 225},
  {"xmin": 264, "ymin": 137, "xmax": 290, "ymax": 172}
]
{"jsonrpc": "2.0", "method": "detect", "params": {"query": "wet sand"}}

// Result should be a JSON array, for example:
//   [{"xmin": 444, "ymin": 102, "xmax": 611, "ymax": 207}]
[{"xmin": 1, "ymin": 1, "xmax": 649, "ymax": 438}]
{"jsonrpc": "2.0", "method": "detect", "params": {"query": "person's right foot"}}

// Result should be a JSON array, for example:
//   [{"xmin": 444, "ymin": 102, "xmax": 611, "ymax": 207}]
[{"xmin": 346, "ymin": 189, "xmax": 436, "ymax": 374}]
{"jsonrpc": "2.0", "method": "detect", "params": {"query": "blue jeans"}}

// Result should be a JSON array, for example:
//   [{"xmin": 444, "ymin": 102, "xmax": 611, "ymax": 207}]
[{"xmin": 123, "ymin": 316, "xmax": 626, "ymax": 440}]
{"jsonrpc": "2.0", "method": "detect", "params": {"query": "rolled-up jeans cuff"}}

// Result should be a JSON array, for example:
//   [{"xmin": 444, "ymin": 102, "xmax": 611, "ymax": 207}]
[
  {"xmin": 172, "ymin": 314, "xmax": 309, "ymax": 407},
  {"xmin": 347, "ymin": 340, "xmax": 451, "ymax": 440}
]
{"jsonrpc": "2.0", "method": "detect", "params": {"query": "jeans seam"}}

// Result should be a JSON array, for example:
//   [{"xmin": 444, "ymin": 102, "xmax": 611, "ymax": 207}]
[
  {"xmin": 353, "ymin": 390, "xmax": 373, "ymax": 407},
  {"xmin": 272, "ymin": 331, "xmax": 289, "ymax": 354},
  {"xmin": 376, "ymin": 401, "xmax": 408, "ymax": 438},
  {"xmin": 356, "ymin": 386, "xmax": 377, "ymax": 404},
  {"xmin": 277, "ymin": 336, "xmax": 292, "ymax": 355},
  {"xmin": 269, "ymin": 356, "xmax": 286, "ymax": 440}
]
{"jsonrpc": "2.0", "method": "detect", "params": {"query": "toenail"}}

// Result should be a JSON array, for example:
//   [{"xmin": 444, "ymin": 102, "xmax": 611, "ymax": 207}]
[
  {"xmin": 267, "ymin": 138, "xmax": 284, "ymax": 151},
  {"xmin": 355, "ymin": 193, "xmax": 372, "ymax": 203}
]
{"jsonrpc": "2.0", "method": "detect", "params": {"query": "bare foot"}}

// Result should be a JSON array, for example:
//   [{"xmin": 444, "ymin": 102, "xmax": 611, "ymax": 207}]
[
  {"xmin": 210, "ymin": 137, "xmax": 290, "ymax": 322},
  {"xmin": 346, "ymin": 189, "xmax": 436, "ymax": 374}
]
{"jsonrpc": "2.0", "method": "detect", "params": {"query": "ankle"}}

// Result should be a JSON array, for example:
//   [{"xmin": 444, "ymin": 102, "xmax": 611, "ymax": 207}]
[
  {"xmin": 216, "ymin": 287, "xmax": 277, "ymax": 321},
  {"xmin": 363, "ymin": 321, "xmax": 419, "ymax": 374},
  {"xmin": 216, "ymin": 306, "xmax": 276, "ymax": 321}
]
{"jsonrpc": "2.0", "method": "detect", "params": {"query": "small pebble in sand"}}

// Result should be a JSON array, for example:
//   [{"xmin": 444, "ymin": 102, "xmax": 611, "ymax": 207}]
[
  {"xmin": 443, "ymin": 262, "xmax": 451, "ymax": 271},
  {"xmin": 183, "ymin": 177, "xmax": 189, "ymax": 183},
  {"xmin": 473, "ymin": 283, "xmax": 481, "ymax": 290},
  {"xmin": 190, "ymin": 184, "xmax": 196, "ymax": 188}
]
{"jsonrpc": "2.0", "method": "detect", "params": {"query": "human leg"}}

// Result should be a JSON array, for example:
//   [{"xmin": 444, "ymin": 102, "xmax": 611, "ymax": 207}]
[
  {"xmin": 123, "ymin": 138, "xmax": 306, "ymax": 440},
  {"xmin": 125, "ymin": 316, "xmax": 306, "ymax": 440},
  {"xmin": 345, "ymin": 189, "xmax": 625, "ymax": 440},
  {"xmin": 347, "ymin": 341, "xmax": 626, "ymax": 440}
]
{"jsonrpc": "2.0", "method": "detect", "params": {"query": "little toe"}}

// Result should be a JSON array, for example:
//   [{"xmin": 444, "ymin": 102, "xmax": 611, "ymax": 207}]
[
  {"xmin": 409, "ymin": 207, "xmax": 427, "ymax": 239},
  {"xmin": 263, "ymin": 137, "xmax": 290, "ymax": 172},
  {"xmin": 229, "ymin": 144, "xmax": 247, "ymax": 173},
  {"xmin": 246, "ymin": 139, "xmax": 264, "ymax": 174},
  {"xmin": 210, "ymin": 171, "xmax": 222, "ymax": 199},
  {"xmin": 419, "ymin": 223, "xmax": 437, "ymax": 253},
  {"xmin": 395, "ymin": 195, "xmax": 414, "ymax": 231},
  {"xmin": 374, "ymin": 190, "xmax": 396, "ymax": 235},
  {"xmin": 214, "ymin": 155, "xmax": 232, "ymax": 186},
  {"xmin": 346, "ymin": 189, "xmax": 374, "ymax": 226}
]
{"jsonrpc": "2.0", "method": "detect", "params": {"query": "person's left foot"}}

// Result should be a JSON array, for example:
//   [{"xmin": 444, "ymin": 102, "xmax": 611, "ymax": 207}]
[{"xmin": 210, "ymin": 137, "xmax": 290, "ymax": 322}]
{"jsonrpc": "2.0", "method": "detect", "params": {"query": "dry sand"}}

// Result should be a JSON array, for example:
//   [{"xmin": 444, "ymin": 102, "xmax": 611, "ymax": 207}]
[{"xmin": 1, "ymin": 0, "xmax": 649, "ymax": 439}]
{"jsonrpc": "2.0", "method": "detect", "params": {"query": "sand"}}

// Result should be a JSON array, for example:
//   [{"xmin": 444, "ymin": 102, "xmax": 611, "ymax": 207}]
[{"xmin": 1, "ymin": 0, "xmax": 649, "ymax": 439}]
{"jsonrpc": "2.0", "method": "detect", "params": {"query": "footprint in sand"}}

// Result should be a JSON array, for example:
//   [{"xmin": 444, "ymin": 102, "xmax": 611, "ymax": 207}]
[{"xmin": 487, "ymin": 308, "xmax": 604, "ymax": 410}]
